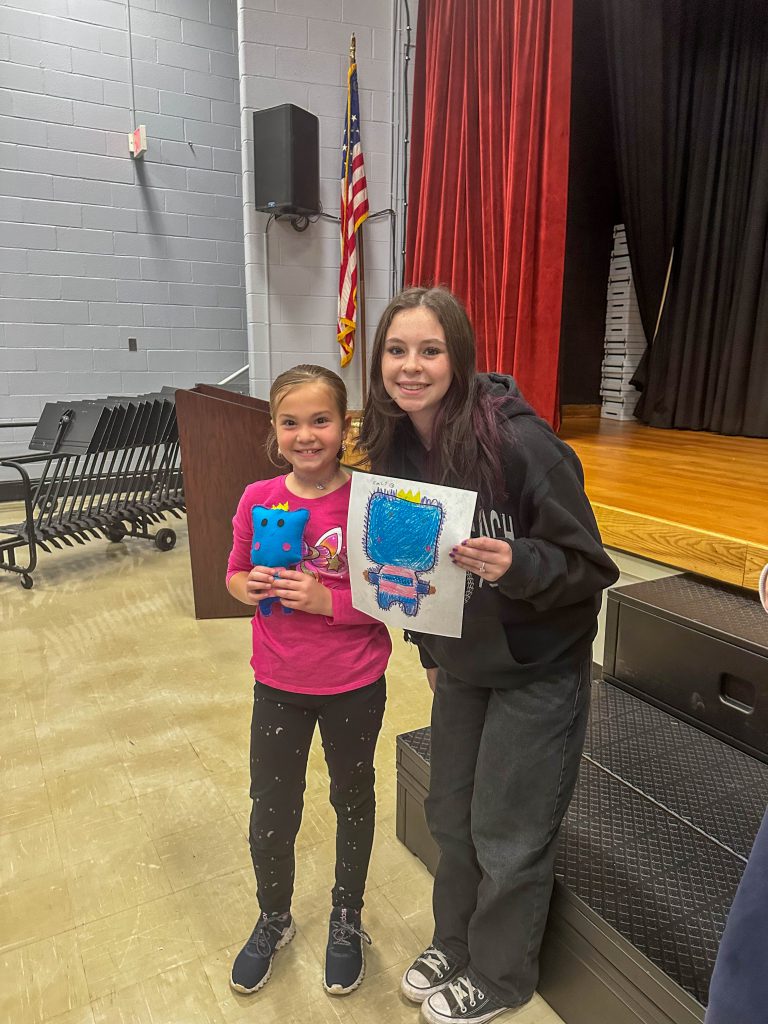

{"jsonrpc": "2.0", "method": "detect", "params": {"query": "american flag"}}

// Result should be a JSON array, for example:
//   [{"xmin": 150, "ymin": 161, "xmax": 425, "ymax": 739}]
[{"xmin": 337, "ymin": 57, "xmax": 369, "ymax": 367}]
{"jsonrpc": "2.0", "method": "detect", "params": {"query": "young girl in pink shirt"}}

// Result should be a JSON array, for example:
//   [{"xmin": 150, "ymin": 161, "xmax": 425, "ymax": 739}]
[{"xmin": 226, "ymin": 364, "xmax": 391, "ymax": 998}]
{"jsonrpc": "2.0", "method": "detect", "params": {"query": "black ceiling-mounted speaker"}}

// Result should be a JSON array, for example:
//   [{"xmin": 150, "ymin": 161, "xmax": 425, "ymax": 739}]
[{"xmin": 252, "ymin": 104, "xmax": 319, "ymax": 217}]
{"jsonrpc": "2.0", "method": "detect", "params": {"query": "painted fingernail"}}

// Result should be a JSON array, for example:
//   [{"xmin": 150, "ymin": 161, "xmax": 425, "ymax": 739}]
[{"xmin": 449, "ymin": 552, "xmax": 456, "ymax": 560}]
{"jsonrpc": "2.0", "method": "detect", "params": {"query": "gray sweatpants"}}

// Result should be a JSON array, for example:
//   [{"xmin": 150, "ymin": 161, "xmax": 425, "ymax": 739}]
[{"xmin": 425, "ymin": 657, "xmax": 591, "ymax": 1006}]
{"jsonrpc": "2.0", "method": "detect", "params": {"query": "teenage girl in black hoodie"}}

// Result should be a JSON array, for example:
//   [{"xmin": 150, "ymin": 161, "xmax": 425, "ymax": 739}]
[{"xmin": 358, "ymin": 286, "xmax": 619, "ymax": 1024}]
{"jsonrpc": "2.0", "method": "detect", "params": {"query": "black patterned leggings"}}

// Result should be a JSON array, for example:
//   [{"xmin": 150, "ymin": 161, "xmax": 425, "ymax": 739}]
[{"xmin": 248, "ymin": 677, "xmax": 386, "ymax": 915}]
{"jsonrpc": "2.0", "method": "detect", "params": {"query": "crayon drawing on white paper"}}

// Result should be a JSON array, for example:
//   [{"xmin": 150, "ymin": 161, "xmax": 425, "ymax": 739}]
[{"xmin": 348, "ymin": 472, "xmax": 476, "ymax": 638}]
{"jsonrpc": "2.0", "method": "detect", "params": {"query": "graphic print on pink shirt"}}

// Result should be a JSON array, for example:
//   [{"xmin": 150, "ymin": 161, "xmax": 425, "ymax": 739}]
[{"xmin": 299, "ymin": 527, "xmax": 346, "ymax": 578}]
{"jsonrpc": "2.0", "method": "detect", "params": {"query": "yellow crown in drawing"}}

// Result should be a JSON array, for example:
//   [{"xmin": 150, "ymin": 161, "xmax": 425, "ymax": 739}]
[
  {"xmin": 270, "ymin": 502, "xmax": 290, "ymax": 511},
  {"xmin": 396, "ymin": 488, "xmax": 421, "ymax": 503}
]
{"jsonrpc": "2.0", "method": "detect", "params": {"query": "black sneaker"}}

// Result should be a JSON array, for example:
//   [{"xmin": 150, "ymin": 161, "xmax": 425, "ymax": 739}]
[
  {"xmin": 421, "ymin": 971, "xmax": 523, "ymax": 1024},
  {"xmin": 323, "ymin": 906, "xmax": 372, "ymax": 995},
  {"xmin": 400, "ymin": 942, "xmax": 466, "ymax": 1003},
  {"xmin": 230, "ymin": 911, "xmax": 296, "ymax": 994}
]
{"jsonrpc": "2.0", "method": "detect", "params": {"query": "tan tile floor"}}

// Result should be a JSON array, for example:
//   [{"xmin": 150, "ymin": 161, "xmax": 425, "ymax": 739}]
[{"xmin": 1, "ymin": 513, "xmax": 564, "ymax": 1024}]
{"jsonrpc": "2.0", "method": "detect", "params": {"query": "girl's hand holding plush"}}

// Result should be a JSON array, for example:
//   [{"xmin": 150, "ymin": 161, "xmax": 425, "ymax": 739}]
[
  {"xmin": 244, "ymin": 566, "xmax": 277, "ymax": 605},
  {"xmin": 271, "ymin": 569, "xmax": 333, "ymax": 616}
]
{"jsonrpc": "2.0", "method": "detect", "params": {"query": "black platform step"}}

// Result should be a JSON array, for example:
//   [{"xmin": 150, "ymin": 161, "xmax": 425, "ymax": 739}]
[
  {"xmin": 603, "ymin": 575, "xmax": 768, "ymax": 761},
  {"xmin": 556, "ymin": 678, "xmax": 768, "ymax": 1012}
]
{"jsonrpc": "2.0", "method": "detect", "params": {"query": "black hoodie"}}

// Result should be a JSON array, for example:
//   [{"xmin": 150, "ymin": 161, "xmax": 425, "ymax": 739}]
[{"xmin": 397, "ymin": 373, "xmax": 620, "ymax": 687}]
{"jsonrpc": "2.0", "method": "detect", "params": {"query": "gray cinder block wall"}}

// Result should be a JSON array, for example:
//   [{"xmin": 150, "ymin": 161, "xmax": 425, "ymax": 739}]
[
  {"xmin": 238, "ymin": 0, "xmax": 402, "ymax": 409},
  {"xmin": 0, "ymin": 0, "xmax": 248, "ymax": 471}
]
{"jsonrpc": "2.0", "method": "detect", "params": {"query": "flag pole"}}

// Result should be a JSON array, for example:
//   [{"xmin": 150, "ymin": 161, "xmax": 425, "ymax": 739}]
[
  {"xmin": 350, "ymin": 33, "xmax": 368, "ymax": 407},
  {"xmin": 358, "ymin": 222, "xmax": 368, "ymax": 408}
]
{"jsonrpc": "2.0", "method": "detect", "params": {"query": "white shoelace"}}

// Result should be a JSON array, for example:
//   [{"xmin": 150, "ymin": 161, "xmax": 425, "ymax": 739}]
[
  {"xmin": 447, "ymin": 975, "xmax": 485, "ymax": 1012},
  {"xmin": 416, "ymin": 946, "xmax": 451, "ymax": 978},
  {"xmin": 329, "ymin": 919, "xmax": 372, "ymax": 947}
]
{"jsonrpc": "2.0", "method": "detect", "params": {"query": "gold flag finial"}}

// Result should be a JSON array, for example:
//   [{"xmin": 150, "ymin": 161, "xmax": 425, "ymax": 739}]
[{"xmin": 349, "ymin": 33, "xmax": 356, "ymax": 62}]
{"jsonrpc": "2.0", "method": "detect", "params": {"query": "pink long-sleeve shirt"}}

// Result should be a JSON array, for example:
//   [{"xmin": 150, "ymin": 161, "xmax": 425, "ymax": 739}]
[{"xmin": 226, "ymin": 474, "xmax": 391, "ymax": 694}]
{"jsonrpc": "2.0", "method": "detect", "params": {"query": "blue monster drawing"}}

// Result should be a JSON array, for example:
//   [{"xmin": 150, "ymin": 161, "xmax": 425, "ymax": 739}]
[
  {"xmin": 363, "ymin": 489, "xmax": 442, "ymax": 616},
  {"xmin": 251, "ymin": 503, "xmax": 309, "ymax": 616}
]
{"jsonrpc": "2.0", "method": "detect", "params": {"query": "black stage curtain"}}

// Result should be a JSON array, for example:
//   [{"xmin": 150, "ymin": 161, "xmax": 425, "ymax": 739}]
[{"xmin": 603, "ymin": 0, "xmax": 768, "ymax": 437}]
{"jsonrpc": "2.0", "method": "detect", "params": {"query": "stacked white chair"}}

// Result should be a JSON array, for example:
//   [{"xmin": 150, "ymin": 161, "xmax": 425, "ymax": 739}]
[{"xmin": 600, "ymin": 225, "xmax": 647, "ymax": 420}]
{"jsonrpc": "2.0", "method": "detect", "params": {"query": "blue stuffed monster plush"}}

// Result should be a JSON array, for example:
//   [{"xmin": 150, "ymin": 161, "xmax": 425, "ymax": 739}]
[{"xmin": 250, "ymin": 504, "xmax": 310, "ymax": 616}]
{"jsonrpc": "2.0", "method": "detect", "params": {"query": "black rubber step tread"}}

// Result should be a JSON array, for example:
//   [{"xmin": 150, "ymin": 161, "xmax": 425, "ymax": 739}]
[
  {"xmin": 611, "ymin": 575, "xmax": 768, "ymax": 652},
  {"xmin": 396, "ymin": 678, "xmax": 768, "ymax": 1006}
]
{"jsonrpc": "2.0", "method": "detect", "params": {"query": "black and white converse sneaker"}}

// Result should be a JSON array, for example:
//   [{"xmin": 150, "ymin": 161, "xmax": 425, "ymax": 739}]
[
  {"xmin": 323, "ymin": 906, "xmax": 372, "ymax": 995},
  {"xmin": 421, "ymin": 971, "xmax": 522, "ymax": 1024},
  {"xmin": 230, "ymin": 911, "xmax": 296, "ymax": 994},
  {"xmin": 400, "ymin": 942, "xmax": 466, "ymax": 1003}
]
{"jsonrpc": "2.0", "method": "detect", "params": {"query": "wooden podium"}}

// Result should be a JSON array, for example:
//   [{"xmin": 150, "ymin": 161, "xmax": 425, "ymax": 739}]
[{"xmin": 176, "ymin": 384, "xmax": 273, "ymax": 619}]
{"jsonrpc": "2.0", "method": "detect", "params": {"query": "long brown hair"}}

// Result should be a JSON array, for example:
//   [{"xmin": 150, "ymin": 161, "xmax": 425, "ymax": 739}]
[
  {"xmin": 266, "ymin": 363, "xmax": 348, "ymax": 467},
  {"xmin": 358, "ymin": 287, "xmax": 506, "ymax": 504}
]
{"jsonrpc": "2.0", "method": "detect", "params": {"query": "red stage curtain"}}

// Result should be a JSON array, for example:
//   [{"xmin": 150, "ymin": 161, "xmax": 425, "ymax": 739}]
[{"xmin": 405, "ymin": 0, "xmax": 573, "ymax": 427}]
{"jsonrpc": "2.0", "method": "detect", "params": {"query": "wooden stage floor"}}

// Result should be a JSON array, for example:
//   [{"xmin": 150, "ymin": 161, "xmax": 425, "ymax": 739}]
[{"xmin": 560, "ymin": 415, "xmax": 768, "ymax": 590}]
